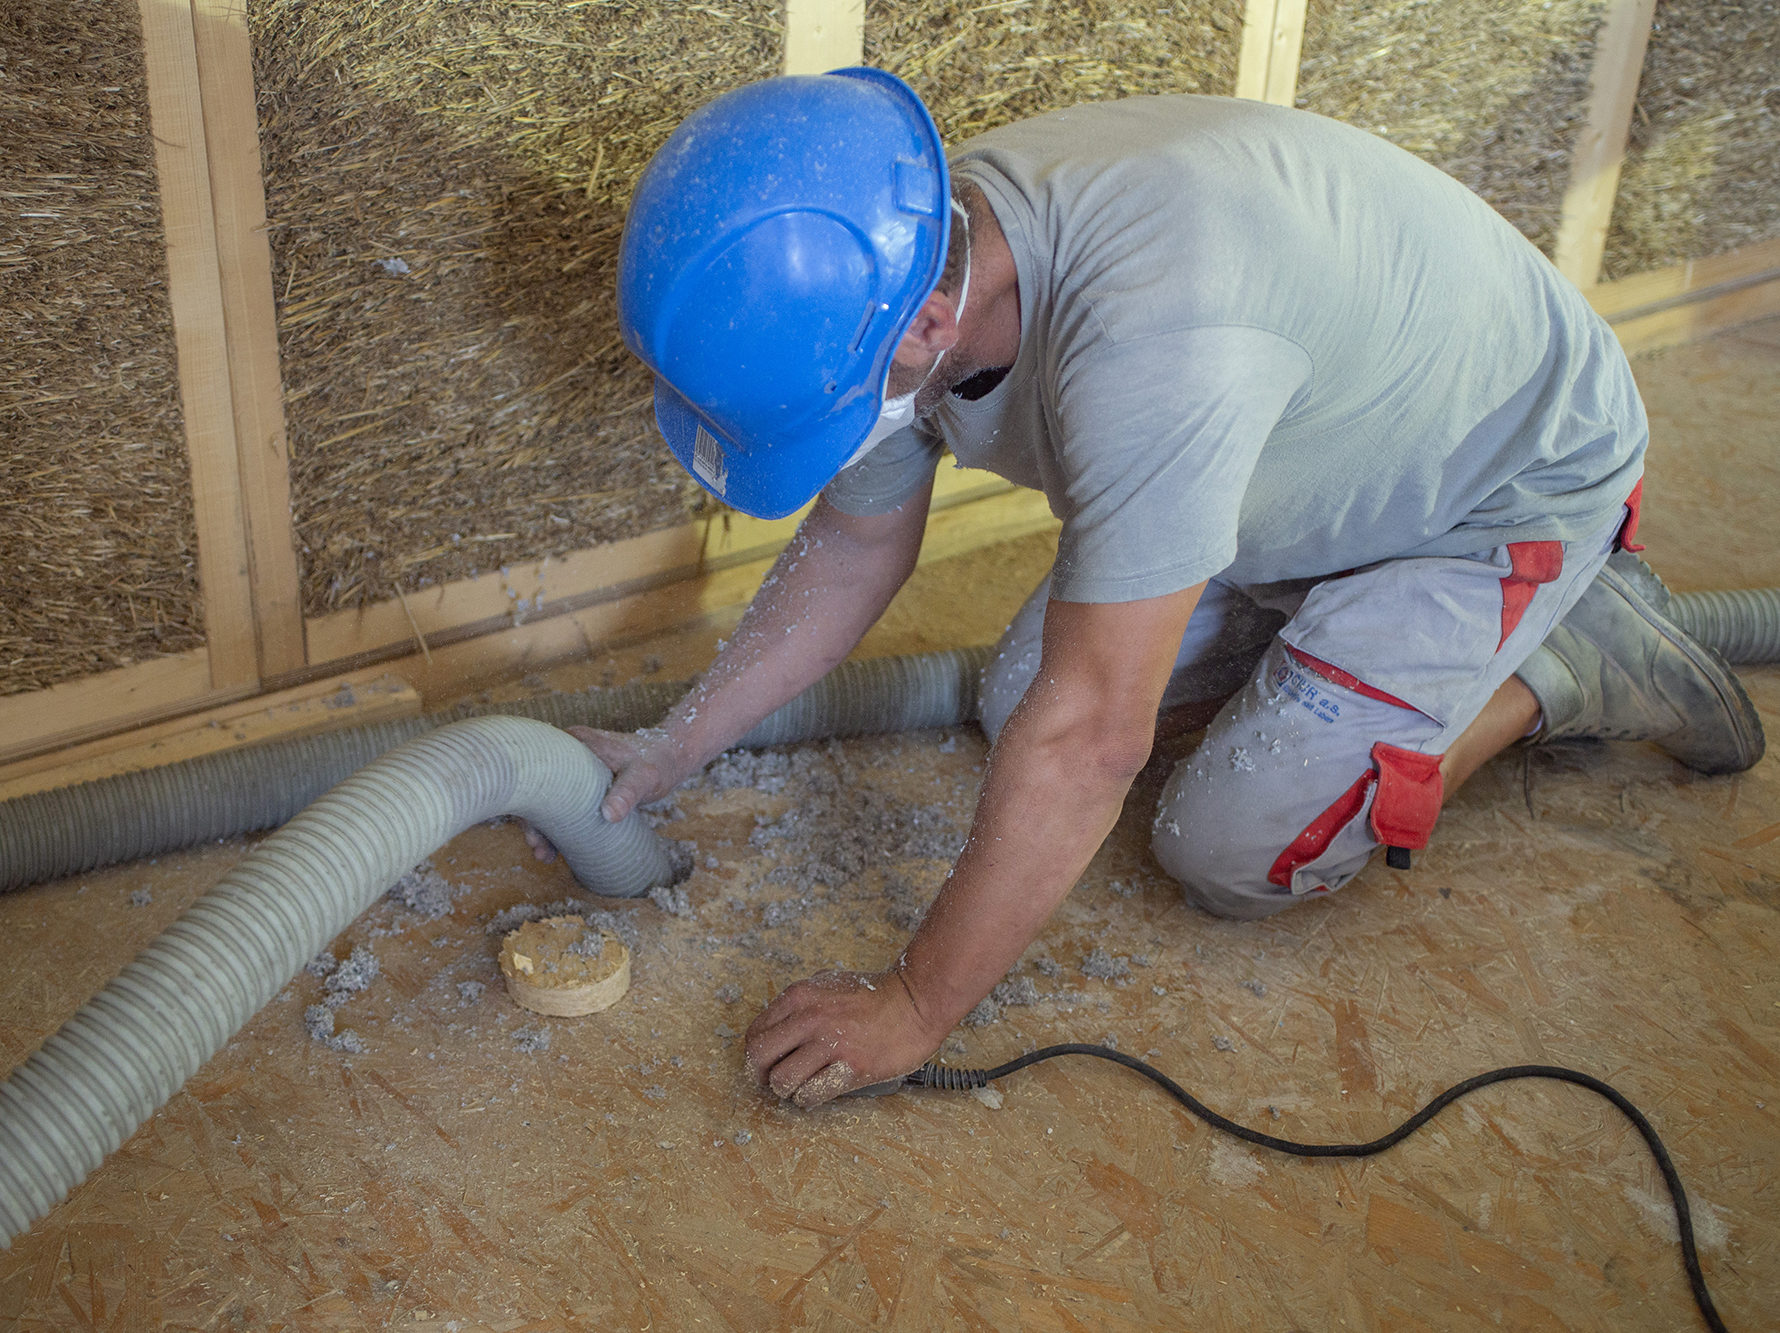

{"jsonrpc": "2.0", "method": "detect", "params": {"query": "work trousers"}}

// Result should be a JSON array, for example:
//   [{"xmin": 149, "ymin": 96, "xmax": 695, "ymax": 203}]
[{"xmin": 979, "ymin": 505, "xmax": 1630, "ymax": 918}]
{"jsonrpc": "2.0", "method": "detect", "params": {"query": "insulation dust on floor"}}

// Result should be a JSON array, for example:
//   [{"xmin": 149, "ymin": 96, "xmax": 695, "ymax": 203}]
[{"xmin": 0, "ymin": 325, "xmax": 1776, "ymax": 1328}]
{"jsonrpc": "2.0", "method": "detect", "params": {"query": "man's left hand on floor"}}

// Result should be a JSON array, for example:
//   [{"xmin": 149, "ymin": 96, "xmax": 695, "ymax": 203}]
[{"xmin": 745, "ymin": 968, "xmax": 940, "ymax": 1108}]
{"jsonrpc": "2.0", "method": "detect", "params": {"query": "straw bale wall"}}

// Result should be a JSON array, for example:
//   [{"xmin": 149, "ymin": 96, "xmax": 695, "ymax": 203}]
[
  {"xmin": 10, "ymin": 0, "xmax": 1775, "ymax": 710},
  {"xmin": 0, "ymin": 0, "xmax": 202, "ymax": 697},
  {"xmin": 1602, "ymin": 0, "xmax": 1780, "ymax": 281},
  {"xmin": 251, "ymin": 0, "xmax": 783, "ymax": 616},
  {"xmin": 1296, "ymin": 0, "xmax": 1607, "ymax": 259},
  {"xmin": 864, "ymin": 0, "xmax": 1245, "ymax": 141}
]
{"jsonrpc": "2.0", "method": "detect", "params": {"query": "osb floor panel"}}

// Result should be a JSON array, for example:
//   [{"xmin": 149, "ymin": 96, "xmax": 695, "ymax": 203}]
[{"xmin": 2, "ymin": 321, "xmax": 1777, "ymax": 1331}]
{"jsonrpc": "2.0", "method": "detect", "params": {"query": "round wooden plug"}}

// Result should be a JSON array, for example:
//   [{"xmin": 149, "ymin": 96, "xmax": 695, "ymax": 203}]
[{"xmin": 499, "ymin": 914, "xmax": 630, "ymax": 1016}]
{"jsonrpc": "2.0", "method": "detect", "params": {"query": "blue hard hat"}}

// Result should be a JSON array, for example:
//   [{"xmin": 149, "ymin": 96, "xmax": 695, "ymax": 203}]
[{"xmin": 617, "ymin": 68, "xmax": 950, "ymax": 520}]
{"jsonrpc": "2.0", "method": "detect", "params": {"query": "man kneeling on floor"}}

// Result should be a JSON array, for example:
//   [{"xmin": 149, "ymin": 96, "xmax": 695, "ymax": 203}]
[{"xmin": 533, "ymin": 69, "xmax": 1764, "ymax": 1108}]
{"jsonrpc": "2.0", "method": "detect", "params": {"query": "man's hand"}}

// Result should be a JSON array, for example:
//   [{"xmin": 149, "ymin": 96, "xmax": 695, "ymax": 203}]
[
  {"xmin": 744, "ymin": 969, "xmax": 943, "ymax": 1108},
  {"xmin": 526, "ymin": 496, "xmax": 933, "ymax": 865},
  {"xmin": 523, "ymin": 725, "xmax": 686, "ymax": 862}
]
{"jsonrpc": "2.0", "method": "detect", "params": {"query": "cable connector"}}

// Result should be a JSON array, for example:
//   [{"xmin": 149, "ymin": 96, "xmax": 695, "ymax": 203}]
[{"xmin": 907, "ymin": 1062, "xmax": 992, "ymax": 1091}]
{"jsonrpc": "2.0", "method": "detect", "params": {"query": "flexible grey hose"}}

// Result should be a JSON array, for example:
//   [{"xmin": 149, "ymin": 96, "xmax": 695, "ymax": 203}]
[
  {"xmin": 0, "ymin": 647, "xmax": 989, "ymax": 894},
  {"xmin": 0, "ymin": 715, "xmax": 674, "ymax": 1248},
  {"xmin": 1671, "ymin": 588, "xmax": 1780, "ymax": 665},
  {"xmin": 0, "ymin": 648, "xmax": 988, "ymax": 1243}
]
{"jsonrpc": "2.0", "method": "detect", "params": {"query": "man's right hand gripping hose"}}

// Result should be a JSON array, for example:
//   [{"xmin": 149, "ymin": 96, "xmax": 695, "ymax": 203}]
[{"xmin": 525, "ymin": 724, "xmax": 684, "ymax": 861}]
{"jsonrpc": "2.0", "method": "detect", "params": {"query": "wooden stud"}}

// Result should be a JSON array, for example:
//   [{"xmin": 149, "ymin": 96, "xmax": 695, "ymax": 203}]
[
  {"xmin": 1552, "ymin": 0, "xmax": 1658, "ymax": 289},
  {"xmin": 136, "ymin": 0, "xmax": 259, "ymax": 692},
  {"xmin": 784, "ymin": 0, "xmax": 864, "ymax": 76},
  {"xmin": 189, "ymin": 0, "xmax": 308, "ymax": 677},
  {"xmin": 1235, "ymin": 0, "xmax": 1308, "ymax": 106}
]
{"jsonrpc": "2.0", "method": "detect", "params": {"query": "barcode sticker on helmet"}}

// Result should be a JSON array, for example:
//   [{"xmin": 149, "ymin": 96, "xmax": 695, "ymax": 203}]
[{"xmin": 692, "ymin": 425, "xmax": 728, "ymax": 496}]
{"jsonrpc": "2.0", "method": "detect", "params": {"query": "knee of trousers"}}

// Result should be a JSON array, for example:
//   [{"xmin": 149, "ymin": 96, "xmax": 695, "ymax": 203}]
[
  {"xmin": 1148, "ymin": 629, "xmax": 1459, "ymax": 916},
  {"xmin": 1149, "ymin": 764, "xmax": 1325, "ymax": 919},
  {"xmin": 1146, "ymin": 754, "xmax": 1367, "ymax": 918},
  {"xmin": 1149, "ymin": 719, "xmax": 1444, "ymax": 920}
]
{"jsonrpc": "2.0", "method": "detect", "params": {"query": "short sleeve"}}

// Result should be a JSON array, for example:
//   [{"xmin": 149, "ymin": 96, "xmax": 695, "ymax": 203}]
[
  {"xmin": 1047, "ymin": 325, "xmax": 1312, "ymax": 602},
  {"xmin": 821, "ymin": 424, "xmax": 944, "ymax": 516}
]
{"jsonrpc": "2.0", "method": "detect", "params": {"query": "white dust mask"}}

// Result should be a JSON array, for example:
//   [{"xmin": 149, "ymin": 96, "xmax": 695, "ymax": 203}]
[
  {"xmin": 842, "ymin": 200, "xmax": 973, "ymax": 471},
  {"xmin": 843, "ymin": 388, "xmax": 918, "ymax": 469}
]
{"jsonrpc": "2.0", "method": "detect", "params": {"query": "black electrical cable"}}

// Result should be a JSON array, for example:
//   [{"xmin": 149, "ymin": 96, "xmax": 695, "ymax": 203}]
[{"xmin": 905, "ymin": 1044, "xmax": 1727, "ymax": 1333}]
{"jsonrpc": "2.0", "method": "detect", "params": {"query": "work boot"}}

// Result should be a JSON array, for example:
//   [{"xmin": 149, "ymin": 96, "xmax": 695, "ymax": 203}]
[{"xmin": 1517, "ymin": 550, "xmax": 1765, "ymax": 775}]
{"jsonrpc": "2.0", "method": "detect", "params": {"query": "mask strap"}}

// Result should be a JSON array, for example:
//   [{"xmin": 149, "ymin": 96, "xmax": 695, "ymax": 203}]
[
  {"xmin": 948, "ymin": 197, "xmax": 972, "ymax": 329},
  {"xmin": 843, "ymin": 198, "xmax": 975, "ymax": 473}
]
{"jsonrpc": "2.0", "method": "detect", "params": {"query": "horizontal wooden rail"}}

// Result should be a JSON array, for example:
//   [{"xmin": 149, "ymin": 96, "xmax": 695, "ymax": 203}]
[
  {"xmin": 0, "ymin": 650, "xmax": 241, "ymax": 767},
  {"xmin": 366, "ymin": 485, "xmax": 1059, "ymax": 705},
  {"xmin": 1590, "ymin": 237, "xmax": 1780, "ymax": 355},
  {"xmin": 297, "ymin": 465, "xmax": 1018, "ymax": 681},
  {"xmin": 0, "ymin": 671, "xmax": 418, "ymax": 800},
  {"xmin": 0, "ymin": 486, "xmax": 1059, "ymax": 781}
]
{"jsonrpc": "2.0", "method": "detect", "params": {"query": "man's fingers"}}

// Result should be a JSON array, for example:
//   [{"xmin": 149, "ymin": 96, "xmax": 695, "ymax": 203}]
[
  {"xmin": 744, "ymin": 976, "xmax": 834, "ymax": 1044},
  {"xmin": 745, "ymin": 983, "xmax": 801, "ymax": 1038},
  {"xmin": 603, "ymin": 766, "xmax": 662, "ymax": 823},
  {"xmin": 521, "ymin": 824, "xmax": 558, "ymax": 863},
  {"xmin": 791, "ymin": 1060, "xmax": 860, "ymax": 1109},
  {"xmin": 744, "ymin": 992, "xmax": 824, "ymax": 1085},
  {"xmin": 601, "ymin": 776, "xmax": 643, "ymax": 824},
  {"xmin": 766, "ymin": 1041, "xmax": 835, "ymax": 1100},
  {"xmin": 559, "ymin": 726, "xmax": 658, "ymax": 823}
]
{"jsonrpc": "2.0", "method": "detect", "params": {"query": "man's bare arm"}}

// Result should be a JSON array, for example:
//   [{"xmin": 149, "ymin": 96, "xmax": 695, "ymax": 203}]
[
  {"xmin": 578, "ymin": 483, "xmax": 935, "ymax": 822},
  {"xmin": 744, "ymin": 582, "xmax": 1206, "ymax": 1103}
]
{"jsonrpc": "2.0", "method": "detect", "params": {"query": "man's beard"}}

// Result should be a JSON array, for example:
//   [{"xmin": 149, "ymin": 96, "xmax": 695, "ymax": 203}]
[{"xmin": 911, "ymin": 343, "xmax": 989, "ymax": 418}]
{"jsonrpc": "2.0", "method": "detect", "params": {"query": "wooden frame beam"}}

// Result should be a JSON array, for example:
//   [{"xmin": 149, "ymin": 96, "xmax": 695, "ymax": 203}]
[
  {"xmin": 299, "ymin": 467, "xmax": 1021, "ymax": 680},
  {"xmin": 1235, "ymin": 0, "xmax": 1308, "ymax": 106},
  {"xmin": 1552, "ymin": 0, "xmax": 1658, "ymax": 289},
  {"xmin": 0, "ymin": 650, "xmax": 243, "ymax": 767},
  {"xmin": 784, "ymin": 0, "xmax": 864, "ymax": 75},
  {"xmin": 136, "ymin": 0, "xmax": 259, "ymax": 692},
  {"xmin": 190, "ymin": 0, "xmax": 307, "ymax": 677},
  {"xmin": 0, "ymin": 671, "xmax": 417, "ymax": 800},
  {"xmin": 365, "ymin": 485, "xmax": 1060, "ymax": 706},
  {"xmin": 1591, "ymin": 237, "xmax": 1780, "ymax": 356}
]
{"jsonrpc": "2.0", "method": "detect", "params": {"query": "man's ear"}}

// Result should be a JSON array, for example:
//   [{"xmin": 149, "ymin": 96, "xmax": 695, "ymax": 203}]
[{"xmin": 890, "ymin": 290, "xmax": 960, "ymax": 369}]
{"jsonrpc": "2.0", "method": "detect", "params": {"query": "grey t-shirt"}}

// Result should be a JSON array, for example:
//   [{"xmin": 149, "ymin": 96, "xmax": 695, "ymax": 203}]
[{"xmin": 825, "ymin": 95, "xmax": 1646, "ymax": 603}]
